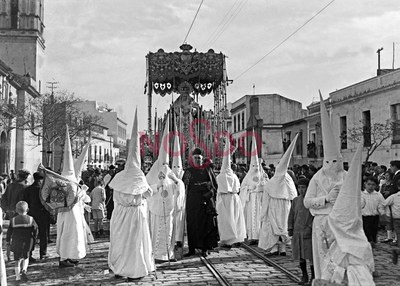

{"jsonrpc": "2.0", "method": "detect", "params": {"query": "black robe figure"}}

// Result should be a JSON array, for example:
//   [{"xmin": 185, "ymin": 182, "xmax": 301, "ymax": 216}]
[{"xmin": 183, "ymin": 148, "xmax": 219, "ymax": 257}]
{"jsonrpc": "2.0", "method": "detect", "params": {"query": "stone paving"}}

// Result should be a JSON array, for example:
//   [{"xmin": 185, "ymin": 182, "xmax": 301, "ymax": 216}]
[{"xmin": 2, "ymin": 220, "xmax": 400, "ymax": 285}]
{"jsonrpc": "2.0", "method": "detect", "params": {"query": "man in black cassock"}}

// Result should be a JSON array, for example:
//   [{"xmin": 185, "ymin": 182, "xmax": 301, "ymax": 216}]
[{"xmin": 182, "ymin": 148, "xmax": 219, "ymax": 257}]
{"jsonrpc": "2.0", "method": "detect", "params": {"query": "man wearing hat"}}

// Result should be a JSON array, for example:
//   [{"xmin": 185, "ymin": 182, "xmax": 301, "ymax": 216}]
[
  {"xmin": 182, "ymin": 147, "xmax": 219, "ymax": 257},
  {"xmin": 24, "ymin": 172, "xmax": 51, "ymax": 260},
  {"xmin": 2, "ymin": 169, "xmax": 30, "ymax": 219}
]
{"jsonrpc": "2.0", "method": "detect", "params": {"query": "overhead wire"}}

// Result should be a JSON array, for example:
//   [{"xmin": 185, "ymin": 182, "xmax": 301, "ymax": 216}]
[
  {"xmin": 183, "ymin": 0, "xmax": 205, "ymax": 44},
  {"xmin": 208, "ymin": 0, "xmax": 248, "ymax": 47},
  {"xmin": 203, "ymin": 0, "xmax": 241, "ymax": 47},
  {"xmin": 233, "ymin": 0, "xmax": 337, "ymax": 81}
]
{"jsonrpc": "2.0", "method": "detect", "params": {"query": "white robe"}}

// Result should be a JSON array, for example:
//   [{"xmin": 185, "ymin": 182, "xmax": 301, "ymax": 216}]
[
  {"xmin": 147, "ymin": 179, "xmax": 184, "ymax": 261},
  {"xmin": 216, "ymin": 171, "xmax": 246, "ymax": 245},
  {"xmin": 303, "ymin": 170, "xmax": 346, "ymax": 280},
  {"xmin": 258, "ymin": 194, "xmax": 291, "ymax": 250},
  {"xmin": 108, "ymin": 191, "xmax": 155, "ymax": 278},
  {"xmin": 56, "ymin": 202, "xmax": 87, "ymax": 260},
  {"xmin": 239, "ymin": 175, "xmax": 265, "ymax": 240},
  {"xmin": 258, "ymin": 173, "xmax": 296, "ymax": 250}
]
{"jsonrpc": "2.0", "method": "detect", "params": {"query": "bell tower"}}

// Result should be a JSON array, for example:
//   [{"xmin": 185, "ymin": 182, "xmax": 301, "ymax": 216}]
[{"xmin": 0, "ymin": 0, "xmax": 45, "ymax": 92}]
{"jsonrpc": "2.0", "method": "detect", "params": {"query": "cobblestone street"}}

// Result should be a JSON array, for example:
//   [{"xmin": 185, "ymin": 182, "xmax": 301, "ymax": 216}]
[{"xmin": 2, "ymin": 221, "xmax": 400, "ymax": 286}]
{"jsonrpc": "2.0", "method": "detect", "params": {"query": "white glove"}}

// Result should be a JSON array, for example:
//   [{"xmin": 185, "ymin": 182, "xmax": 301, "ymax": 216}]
[
  {"xmin": 167, "ymin": 172, "xmax": 178, "ymax": 183},
  {"xmin": 326, "ymin": 187, "xmax": 340, "ymax": 204},
  {"xmin": 84, "ymin": 204, "xmax": 92, "ymax": 213}
]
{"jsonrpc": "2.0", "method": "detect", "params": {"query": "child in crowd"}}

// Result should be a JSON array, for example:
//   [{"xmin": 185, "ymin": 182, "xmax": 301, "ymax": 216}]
[
  {"xmin": 361, "ymin": 176, "xmax": 385, "ymax": 247},
  {"xmin": 383, "ymin": 183, "xmax": 400, "ymax": 264},
  {"xmin": 380, "ymin": 171, "xmax": 397, "ymax": 243},
  {"xmin": 288, "ymin": 178, "xmax": 314, "ymax": 285},
  {"xmin": 90, "ymin": 179, "xmax": 106, "ymax": 237},
  {"xmin": 6, "ymin": 201, "xmax": 38, "ymax": 282}
]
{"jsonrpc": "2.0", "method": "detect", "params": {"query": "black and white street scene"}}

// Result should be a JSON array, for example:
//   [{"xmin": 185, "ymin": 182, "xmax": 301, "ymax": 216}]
[{"xmin": 1, "ymin": 1, "xmax": 400, "ymax": 285}]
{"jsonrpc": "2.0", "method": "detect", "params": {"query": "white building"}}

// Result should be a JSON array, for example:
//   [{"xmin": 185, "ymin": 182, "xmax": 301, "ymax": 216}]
[{"xmin": 330, "ymin": 68, "xmax": 400, "ymax": 165}]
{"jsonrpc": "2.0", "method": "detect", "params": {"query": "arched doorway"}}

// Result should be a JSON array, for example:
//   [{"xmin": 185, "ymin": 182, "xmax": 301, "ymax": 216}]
[{"xmin": 0, "ymin": 131, "xmax": 8, "ymax": 174}]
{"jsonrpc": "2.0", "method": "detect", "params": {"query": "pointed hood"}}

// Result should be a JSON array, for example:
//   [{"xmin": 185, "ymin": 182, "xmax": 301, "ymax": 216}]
[
  {"xmin": 109, "ymin": 108, "xmax": 150, "ymax": 195},
  {"xmin": 216, "ymin": 136, "xmax": 239, "ymax": 194},
  {"xmin": 74, "ymin": 142, "xmax": 89, "ymax": 182},
  {"xmin": 61, "ymin": 125, "xmax": 77, "ymax": 182},
  {"xmin": 328, "ymin": 144, "xmax": 374, "ymax": 266},
  {"xmin": 276, "ymin": 134, "xmax": 299, "ymax": 176},
  {"xmin": 249, "ymin": 129, "xmax": 260, "ymax": 170},
  {"xmin": 239, "ymin": 131, "xmax": 266, "ymax": 204},
  {"xmin": 221, "ymin": 137, "xmax": 232, "ymax": 172},
  {"xmin": 264, "ymin": 134, "xmax": 298, "ymax": 200},
  {"xmin": 319, "ymin": 91, "xmax": 342, "ymax": 161},
  {"xmin": 146, "ymin": 116, "xmax": 171, "ymax": 186},
  {"xmin": 172, "ymin": 126, "xmax": 184, "ymax": 179}
]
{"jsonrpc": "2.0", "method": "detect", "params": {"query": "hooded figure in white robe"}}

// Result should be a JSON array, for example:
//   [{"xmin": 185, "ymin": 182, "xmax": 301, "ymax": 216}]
[
  {"xmin": 56, "ymin": 126, "xmax": 88, "ymax": 267},
  {"xmin": 171, "ymin": 129, "xmax": 186, "ymax": 246},
  {"xmin": 216, "ymin": 137, "xmax": 246, "ymax": 246},
  {"xmin": 108, "ymin": 109, "xmax": 155, "ymax": 279},
  {"xmin": 258, "ymin": 134, "xmax": 298, "ymax": 254},
  {"xmin": 146, "ymin": 118, "xmax": 185, "ymax": 261},
  {"xmin": 239, "ymin": 132, "xmax": 268, "ymax": 243},
  {"xmin": 316, "ymin": 145, "xmax": 375, "ymax": 286},
  {"xmin": 304, "ymin": 92, "xmax": 347, "ymax": 280}
]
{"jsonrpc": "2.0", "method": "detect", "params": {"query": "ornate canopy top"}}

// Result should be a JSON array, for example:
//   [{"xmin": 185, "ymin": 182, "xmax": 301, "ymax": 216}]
[{"xmin": 147, "ymin": 45, "xmax": 226, "ymax": 96}]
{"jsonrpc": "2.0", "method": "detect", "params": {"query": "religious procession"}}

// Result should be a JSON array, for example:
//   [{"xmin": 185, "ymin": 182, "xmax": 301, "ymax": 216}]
[
  {"xmin": 1, "ymin": 1, "xmax": 400, "ymax": 286},
  {"xmin": 0, "ymin": 94, "xmax": 399, "ymax": 286}
]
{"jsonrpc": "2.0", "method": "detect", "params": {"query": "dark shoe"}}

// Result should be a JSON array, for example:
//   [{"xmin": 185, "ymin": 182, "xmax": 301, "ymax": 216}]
[
  {"xmin": 201, "ymin": 251, "xmax": 208, "ymax": 257},
  {"xmin": 176, "ymin": 241, "xmax": 183, "ymax": 248},
  {"xmin": 221, "ymin": 244, "xmax": 232, "ymax": 249},
  {"xmin": 381, "ymin": 238, "xmax": 392, "ymax": 243},
  {"xmin": 127, "ymin": 277, "xmax": 143, "ymax": 282},
  {"xmin": 183, "ymin": 251, "xmax": 195, "ymax": 257},
  {"xmin": 392, "ymin": 250, "xmax": 398, "ymax": 265},
  {"xmin": 390, "ymin": 240, "xmax": 398, "ymax": 246},
  {"xmin": 59, "ymin": 260, "xmax": 75, "ymax": 268},
  {"xmin": 232, "ymin": 242, "xmax": 241, "ymax": 248},
  {"xmin": 280, "ymin": 252, "xmax": 287, "ymax": 256},
  {"xmin": 249, "ymin": 240, "xmax": 259, "ymax": 246},
  {"xmin": 67, "ymin": 259, "xmax": 79, "ymax": 266},
  {"xmin": 40, "ymin": 254, "xmax": 49, "ymax": 260},
  {"xmin": 29, "ymin": 257, "xmax": 37, "ymax": 263},
  {"xmin": 114, "ymin": 274, "xmax": 123, "ymax": 279},
  {"xmin": 20, "ymin": 271, "xmax": 28, "ymax": 281},
  {"xmin": 299, "ymin": 261, "xmax": 308, "ymax": 285},
  {"xmin": 265, "ymin": 251, "xmax": 279, "ymax": 257}
]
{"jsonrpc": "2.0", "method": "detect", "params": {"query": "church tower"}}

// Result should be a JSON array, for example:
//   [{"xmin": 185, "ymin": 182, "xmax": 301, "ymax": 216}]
[{"xmin": 0, "ymin": 0, "xmax": 45, "ymax": 92}]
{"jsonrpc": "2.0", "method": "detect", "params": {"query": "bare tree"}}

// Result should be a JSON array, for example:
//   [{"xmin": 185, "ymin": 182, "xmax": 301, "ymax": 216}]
[
  {"xmin": 12, "ymin": 90, "xmax": 101, "ymax": 167},
  {"xmin": 347, "ymin": 119, "xmax": 394, "ymax": 163}
]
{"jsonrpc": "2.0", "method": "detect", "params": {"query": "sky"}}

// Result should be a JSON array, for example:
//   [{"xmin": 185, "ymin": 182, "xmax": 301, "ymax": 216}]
[{"xmin": 42, "ymin": 0, "xmax": 400, "ymax": 132}]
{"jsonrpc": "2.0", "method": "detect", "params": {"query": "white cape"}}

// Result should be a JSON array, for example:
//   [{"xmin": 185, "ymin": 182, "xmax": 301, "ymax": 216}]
[
  {"xmin": 108, "ymin": 191, "xmax": 155, "ymax": 278},
  {"xmin": 216, "ymin": 170, "xmax": 246, "ymax": 245}
]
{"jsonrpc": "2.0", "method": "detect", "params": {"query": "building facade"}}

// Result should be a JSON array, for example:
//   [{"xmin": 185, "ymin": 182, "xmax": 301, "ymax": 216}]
[
  {"xmin": 230, "ymin": 94, "xmax": 306, "ymax": 166},
  {"xmin": 0, "ymin": 60, "xmax": 41, "ymax": 174},
  {"xmin": 0, "ymin": 0, "xmax": 45, "ymax": 174},
  {"xmin": 330, "ymin": 68, "xmax": 400, "ymax": 165}
]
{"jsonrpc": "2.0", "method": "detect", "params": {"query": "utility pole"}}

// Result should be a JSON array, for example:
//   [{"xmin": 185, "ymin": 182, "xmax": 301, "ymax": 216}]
[{"xmin": 46, "ymin": 81, "xmax": 58, "ymax": 103}]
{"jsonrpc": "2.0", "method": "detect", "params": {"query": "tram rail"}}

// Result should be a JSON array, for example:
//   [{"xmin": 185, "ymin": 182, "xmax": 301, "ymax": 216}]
[
  {"xmin": 241, "ymin": 243, "xmax": 302, "ymax": 284},
  {"xmin": 198, "ymin": 251, "xmax": 232, "ymax": 286}
]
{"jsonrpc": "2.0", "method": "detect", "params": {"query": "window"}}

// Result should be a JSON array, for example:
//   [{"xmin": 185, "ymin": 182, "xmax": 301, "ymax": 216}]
[
  {"xmin": 340, "ymin": 116, "xmax": 347, "ymax": 149},
  {"xmin": 391, "ymin": 104, "xmax": 400, "ymax": 144},
  {"xmin": 11, "ymin": 0, "xmax": 19, "ymax": 29},
  {"xmin": 233, "ymin": 115, "xmax": 237, "ymax": 132},
  {"xmin": 237, "ymin": 113, "xmax": 241, "ymax": 131},
  {"xmin": 362, "ymin": 111, "xmax": 371, "ymax": 147},
  {"xmin": 242, "ymin": 112, "xmax": 245, "ymax": 130}
]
